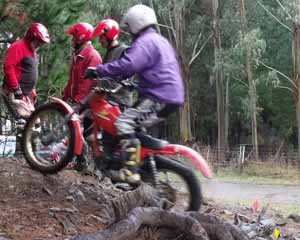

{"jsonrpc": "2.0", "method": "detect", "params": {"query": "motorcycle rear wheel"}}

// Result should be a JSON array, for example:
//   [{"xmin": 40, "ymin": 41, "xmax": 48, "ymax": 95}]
[
  {"xmin": 22, "ymin": 102, "xmax": 76, "ymax": 174},
  {"xmin": 142, "ymin": 155, "xmax": 202, "ymax": 211}
]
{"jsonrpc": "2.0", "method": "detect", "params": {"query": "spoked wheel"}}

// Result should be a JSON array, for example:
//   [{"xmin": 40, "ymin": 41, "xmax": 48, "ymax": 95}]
[
  {"xmin": 156, "ymin": 169, "xmax": 192, "ymax": 211},
  {"xmin": 142, "ymin": 155, "xmax": 202, "ymax": 212},
  {"xmin": 22, "ymin": 102, "xmax": 76, "ymax": 174}
]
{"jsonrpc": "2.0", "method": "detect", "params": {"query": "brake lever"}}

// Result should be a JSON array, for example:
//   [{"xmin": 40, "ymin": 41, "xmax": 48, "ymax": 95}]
[
  {"xmin": 99, "ymin": 84, "xmax": 122, "ymax": 93},
  {"xmin": 120, "ymin": 78, "xmax": 138, "ymax": 88}
]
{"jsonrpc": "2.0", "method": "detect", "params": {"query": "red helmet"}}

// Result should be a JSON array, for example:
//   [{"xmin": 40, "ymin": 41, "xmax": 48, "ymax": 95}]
[
  {"xmin": 66, "ymin": 22, "xmax": 94, "ymax": 44},
  {"xmin": 93, "ymin": 19, "xmax": 120, "ymax": 41},
  {"xmin": 25, "ymin": 23, "xmax": 50, "ymax": 43}
]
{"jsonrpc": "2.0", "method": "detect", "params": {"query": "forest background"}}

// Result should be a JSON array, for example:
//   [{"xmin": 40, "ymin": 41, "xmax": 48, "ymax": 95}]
[{"xmin": 1, "ymin": 0, "xmax": 300, "ymax": 163}]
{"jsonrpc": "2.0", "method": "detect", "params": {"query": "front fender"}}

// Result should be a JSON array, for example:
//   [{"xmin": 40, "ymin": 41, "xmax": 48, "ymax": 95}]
[
  {"xmin": 51, "ymin": 97, "xmax": 83, "ymax": 155},
  {"xmin": 51, "ymin": 97, "xmax": 75, "ymax": 113},
  {"xmin": 160, "ymin": 144, "xmax": 213, "ymax": 179}
]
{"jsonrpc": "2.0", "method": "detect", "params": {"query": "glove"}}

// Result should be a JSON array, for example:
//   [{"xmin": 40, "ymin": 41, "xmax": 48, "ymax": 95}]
[
  {"xmin": 13, "ymin": 86, "xmax": 23, "ymax": 100},
  {"xmin": 84, "ymin": 67, "xmax": 99, "ymax": 79}
]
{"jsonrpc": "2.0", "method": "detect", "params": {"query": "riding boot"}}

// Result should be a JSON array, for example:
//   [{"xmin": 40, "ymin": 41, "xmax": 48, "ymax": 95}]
[
  {"xmin": 67, "ymin": 155, "xmax": 86, "ymax": 172},
  {"xmin": 118, "ymin": 138, "xmax": 141, "ymax": 184}
]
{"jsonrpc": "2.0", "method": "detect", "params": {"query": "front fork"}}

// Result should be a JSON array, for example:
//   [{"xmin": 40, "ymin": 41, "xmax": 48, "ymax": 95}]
[
  {"xmin": 148, "ymin": 154, "xmax": 159, "ymax": 186},
  {"xmin": 70, "ymin": 114, "xmax": 84, "ymax": 156}
]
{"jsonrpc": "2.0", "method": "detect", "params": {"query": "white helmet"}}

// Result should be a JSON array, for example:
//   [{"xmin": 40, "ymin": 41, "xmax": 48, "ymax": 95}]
[{"xmin": 121, "ymin": 4, "xmax": 157, "ymax": 35}]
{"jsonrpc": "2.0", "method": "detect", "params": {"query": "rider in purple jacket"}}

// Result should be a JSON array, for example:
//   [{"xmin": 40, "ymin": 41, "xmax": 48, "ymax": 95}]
[
  {"xmin": 94, "ymin": 27, "xmax": 184, "ymax": 105},
  {"xmin": 85, "ymin": 4, "xmax": 184, "ymax": 184}
]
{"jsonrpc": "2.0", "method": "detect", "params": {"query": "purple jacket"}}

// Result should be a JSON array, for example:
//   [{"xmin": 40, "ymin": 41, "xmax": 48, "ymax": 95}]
[{"xmin": 95, "ymin": 28, "xmax": 184, "ymax": 104}]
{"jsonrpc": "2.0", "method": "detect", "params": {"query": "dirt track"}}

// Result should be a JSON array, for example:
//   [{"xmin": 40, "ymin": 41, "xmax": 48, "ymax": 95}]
[{"xmin": 202, "ymin": 179, "xmax": 300, "ymax": 204}]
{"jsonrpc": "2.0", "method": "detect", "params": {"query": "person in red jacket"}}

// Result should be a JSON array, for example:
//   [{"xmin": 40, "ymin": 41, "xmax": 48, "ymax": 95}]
[
  {"xmin": 63, "ymin": 22, "xmax": 102, "ymax": 103},
  {"xmin": 2, "ymin": 23, "xmax": 50, "ymax": 120},
  {"xmin": 63, "ymin": 22, "xmax": 102, "ymax": 171}
]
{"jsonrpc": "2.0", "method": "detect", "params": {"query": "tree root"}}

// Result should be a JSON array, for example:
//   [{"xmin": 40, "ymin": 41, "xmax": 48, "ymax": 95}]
[{"xmin": 71, "ymin": 184, "xmax": 249, "ymax": 240}]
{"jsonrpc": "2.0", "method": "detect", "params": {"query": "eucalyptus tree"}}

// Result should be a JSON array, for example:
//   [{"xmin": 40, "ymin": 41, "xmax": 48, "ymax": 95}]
[
  {"xmin": 217, "ymin": 0, "xmax": 267, "ymax": 155},
  {"xmin": 239, "ymin": 0, "xmax": 259, "ymax": 160},
  {"xmin": 212, "ymin": 0, "xmax": 226, "ymax": 161},
  {"xmin": 257, "ymin": 0, "xmax": 300, "ymax": 155}
]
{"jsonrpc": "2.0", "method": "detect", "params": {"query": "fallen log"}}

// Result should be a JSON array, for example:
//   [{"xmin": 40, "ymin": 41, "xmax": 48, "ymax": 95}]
[{"xmin": 71, "ymin": 184, "xmax": 250, "ymax": 240}]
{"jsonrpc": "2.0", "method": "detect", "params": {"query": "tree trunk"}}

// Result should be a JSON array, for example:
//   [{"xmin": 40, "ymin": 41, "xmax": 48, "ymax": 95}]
[
  {"xmin": 212, "ymin": 0, "xmax": 226, "ymax": 162},
  {"xmin": 225, "ymin": 77, "xmax": 230, "ymax": 148},
  {"xmin": 171, "ymin": 0, "xmax": 192, "ymax": 142},
  {"xmin": 180, "ymin": 70, "xmax": 192, "ymax": 142},
  {"xmin": 293, "ymin": 21, "xmax": 300, "ymax": 157},
  {"xmin": 239, "ymin": 0, "xmax": 259, "ymax": 161}
]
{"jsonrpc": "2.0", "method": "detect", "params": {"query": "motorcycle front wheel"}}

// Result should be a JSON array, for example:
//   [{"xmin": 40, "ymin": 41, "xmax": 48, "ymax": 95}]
[
  {"xmin": 141, "ymin": 155, "xmax": 202, "ymax": 212},
  {"xmin": 22, "ymin": 102, "xmax": 76, "ymax": 174}
]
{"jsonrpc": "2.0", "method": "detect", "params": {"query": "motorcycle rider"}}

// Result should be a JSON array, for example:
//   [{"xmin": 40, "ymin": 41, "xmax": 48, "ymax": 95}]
[
  {"xmin": 85, "ymin": 4, "xmax": 184, "ymax": 184},
  {"xmin": 63, "ymin": 22, "xmax": 102, "ymax": 171},
  {"xmin": 2, "ymin": 23, "xmax": 50, "ymax": 121}
]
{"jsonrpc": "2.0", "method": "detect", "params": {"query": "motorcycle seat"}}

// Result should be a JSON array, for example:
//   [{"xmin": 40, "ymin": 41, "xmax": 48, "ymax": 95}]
[{"xmin": 136, "ymin": 132, "xmax": 169, "ymax": 150}]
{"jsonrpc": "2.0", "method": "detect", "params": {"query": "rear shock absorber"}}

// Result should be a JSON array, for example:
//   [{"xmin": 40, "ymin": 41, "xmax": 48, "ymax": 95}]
[{"xmin": 148, "ymin": 154, "xmax": 159, "ymax": 186}]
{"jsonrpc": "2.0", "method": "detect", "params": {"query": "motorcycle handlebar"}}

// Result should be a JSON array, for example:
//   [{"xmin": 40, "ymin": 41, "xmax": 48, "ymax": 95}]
[
  {"xmin": 0, "ymin": 38, "xmax": 14, "ymax": 44},
  {"xmin": 77, "ymin": 77, "xmax": 136, "ymax": 108},
  {"xmin": 93, "ymin": 77, "xmax": 135, "ymax": 94}
]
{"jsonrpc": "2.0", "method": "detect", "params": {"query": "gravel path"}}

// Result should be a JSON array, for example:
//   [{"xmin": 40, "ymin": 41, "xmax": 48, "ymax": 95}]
[{"xmin": 202, "ymin": 180, "xmax": 300, "ymax": 204}]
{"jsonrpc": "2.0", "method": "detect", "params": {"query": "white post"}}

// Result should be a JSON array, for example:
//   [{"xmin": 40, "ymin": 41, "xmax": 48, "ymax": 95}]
[{"xmin": 206, "ymin": 145, "xmax": 210, "ymax": 162}]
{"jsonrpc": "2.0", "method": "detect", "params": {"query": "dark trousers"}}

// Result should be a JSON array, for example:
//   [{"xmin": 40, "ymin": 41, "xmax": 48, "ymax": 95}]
[{"xmin": 114, "ymin": 97, "xmax": 179, "ymax": 136}]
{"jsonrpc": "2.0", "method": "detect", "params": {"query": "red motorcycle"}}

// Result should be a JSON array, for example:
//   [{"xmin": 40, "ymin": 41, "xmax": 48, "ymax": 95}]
[{"xmin": 21, "ymin": 79, "xmax": 212, "ymax": 211}]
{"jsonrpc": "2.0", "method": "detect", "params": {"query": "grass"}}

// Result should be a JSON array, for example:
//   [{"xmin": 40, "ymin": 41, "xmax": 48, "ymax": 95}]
[{"xmin": 209, "ymin": 162, "xmax": 300, "ymax": 185}]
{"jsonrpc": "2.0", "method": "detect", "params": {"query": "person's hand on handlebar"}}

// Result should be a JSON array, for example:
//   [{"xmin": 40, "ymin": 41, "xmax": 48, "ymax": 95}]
[
  {"xmin": 84, "ymin": 67, "xmax": 99, "ymax": 79},
  {"xmin": 100, "ymin": 79, "xmax": 112, "ymax": 90}
]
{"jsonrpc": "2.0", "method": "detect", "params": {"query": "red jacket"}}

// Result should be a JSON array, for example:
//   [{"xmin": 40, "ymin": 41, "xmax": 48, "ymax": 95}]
[
  {"xmin": 63, "ymin": 44, "xmax": 102, "ymax": 103},
  {"xmin": 3, "ymin": 38, "xmax": 38, "ymax": 96}
]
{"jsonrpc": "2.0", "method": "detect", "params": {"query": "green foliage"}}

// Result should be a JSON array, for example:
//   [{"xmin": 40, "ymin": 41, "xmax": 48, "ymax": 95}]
[{"xmin": 233, "ymin": 29, "xmax": 266, "ymax": 70}]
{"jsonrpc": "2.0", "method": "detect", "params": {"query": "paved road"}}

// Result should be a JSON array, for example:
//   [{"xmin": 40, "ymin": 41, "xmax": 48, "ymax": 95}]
[{"xmin": 201, "ymin": 180, "xmax": 300, "ymax": 204}]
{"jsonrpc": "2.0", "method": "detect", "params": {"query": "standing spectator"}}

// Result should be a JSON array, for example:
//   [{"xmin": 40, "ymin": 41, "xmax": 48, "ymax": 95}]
[
  {"xmin": 2, "ymin": 23, "xmax": 50, "ymax": 120},
  {"xmin": 63, "ymin": 22, "xmax": 102, "ymax": 104},
  {"xmin": 93, "ymin": 18, "xmax": 134, "ymax": 108},
  {"xmin": 63, "ymin": 22, "xmax": 102, "ymax": 171}
]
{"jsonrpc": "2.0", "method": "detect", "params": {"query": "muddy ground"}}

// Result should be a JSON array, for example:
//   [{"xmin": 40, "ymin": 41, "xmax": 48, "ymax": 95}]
[{"xmin": 0, "ymin": 157, "xmax": 299, "ymax": 240}]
